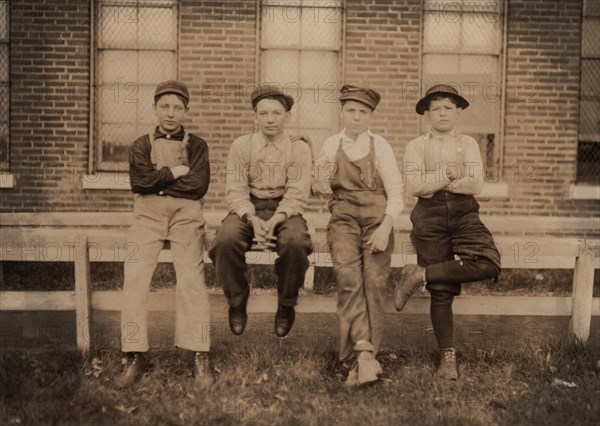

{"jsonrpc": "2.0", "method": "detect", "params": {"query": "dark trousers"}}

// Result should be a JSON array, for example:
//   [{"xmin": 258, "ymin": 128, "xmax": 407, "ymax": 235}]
[
  {"xmin": 410, "ymin": 191, "xmax": 501, "ymax": 348},
  {"xmin": 209, "ymin": 199, "xmax": 312, "ymax": 307}
]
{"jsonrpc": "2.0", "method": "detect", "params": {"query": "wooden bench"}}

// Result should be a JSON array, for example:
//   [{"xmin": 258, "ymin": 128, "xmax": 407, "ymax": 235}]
[{"xmin": 1, "ymin": 212, "xmax": 598, "ymax": 354}]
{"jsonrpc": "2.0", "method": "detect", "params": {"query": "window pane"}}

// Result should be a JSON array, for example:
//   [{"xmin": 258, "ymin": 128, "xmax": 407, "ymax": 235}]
[
  {"xmin": 99, "ymin": 6, "xmax": 138, "ymax": 49},
  {"xmin": 138, "ymin": 51, "xmax": 176, "ymax": 83},
  {"xmin": 296, "ymin": 95, "xmax": 337, "ymax": 128},
  {"xmin": 463, "ymin": 17, "xmax": 500, "ymax": 54},
  {"xmin": 299, "ymin": 51, "xmax": 337, "ymax": 87},
  {"xmin": 138, "ymin": 6, "xmax": 177, "ymax": 50},
  {"xmin": 424, "ymin": 12, "xmax": 460, "ymax": 51},
  {"xmin": 101, "ymin": 84, "xmax": 137, "ymax": 124},
  {"xmin": 0, "ymin": 44, "xmax": 8, "ymax": 82},
  {"xmin": 101, "ymin": 50, "xmax": 137, "ymax": 82},
  {"xmin": 301, "ymin": 0, "xmax": 343, "ymax": 6},
  {"xmin": 584, "ymin": 0, "xmax": 600, "ymax": 17},
  {"xmin": 577, "ymin": 141, "xmax": 600, "ymax": 184},
  {"xmin": 99, "ymin": 124, "xmax": 139, "ymax": 164},
  {"xmin": 422, "ymin": 54, "xmax": 460, "ymax": 87},
  {"xmin": 582, "ymin": 18, "xmax": 600, "ymax": 58},
  {"xmin": 261, "ymin": 50, "xmax": 300, "ymax": 86},
  {"xmin": 137, "ymin": 85, "xmax": 158, "ymax": 124},
  {"xmin": 261, "ymin": 6, "xmax": 301, "ymax": 49},
  {"xmin": 0, "ymin": 1, "xmax": 8, "ymax": 42},
  {"xmin": 301, "ymin": 8, "xmax": 341, "ymax": 49},
  {"xmin": 581, "ymin": 60, "xmax": 600, "ymax": 97}
]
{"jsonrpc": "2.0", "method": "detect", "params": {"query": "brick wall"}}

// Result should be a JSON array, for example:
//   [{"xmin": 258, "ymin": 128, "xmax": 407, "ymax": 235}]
[
  {"xmin": 485, "ymin": 0, "xmax": 598, "ymax": 217},
  {"xmin": 2, "ymin": 0, "xmax": 92, "ymax": 211},
  {"xmin": 0, "ymin": 0, "xmax": 597, "ymax": 233}
]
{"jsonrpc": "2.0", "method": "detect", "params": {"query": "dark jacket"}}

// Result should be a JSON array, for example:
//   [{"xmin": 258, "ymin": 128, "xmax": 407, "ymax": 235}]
[{"xmin": 129, "ymin": 133, "xmax": 210, "ymax": 200}]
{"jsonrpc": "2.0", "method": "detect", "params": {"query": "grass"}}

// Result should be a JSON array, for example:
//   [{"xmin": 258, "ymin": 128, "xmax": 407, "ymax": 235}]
[
  {"xmin": 2, "ymin": 261, "xmax": 598, "ymax": 297},
  {"xmin": 1, "ymin": 336, "xmax": 599, "ymax": 425}
]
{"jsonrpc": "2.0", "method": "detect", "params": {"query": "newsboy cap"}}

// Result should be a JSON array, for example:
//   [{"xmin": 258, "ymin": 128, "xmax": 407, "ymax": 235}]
[
  {"xmin": 154, "ymin": 80, "xmax": 190, "ymax": 104},
  {"xmin": 339, "ymin": 84, "xmax": 381, "ymax": 110},
  {"xmin": 415, "ymin": 84, "xmax": 469, "ymax": 115},
  {"xmin": 250, "ymin": 85, "xmax": 294, "ymax": 111}
]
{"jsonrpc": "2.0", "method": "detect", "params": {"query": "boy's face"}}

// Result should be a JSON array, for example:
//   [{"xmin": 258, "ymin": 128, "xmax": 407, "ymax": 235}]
[
  {"xmin": 340, "ymin": 100, "xmax": 373, "ymax": 138},
  {"xmin": 254, "ymin": 98, "xmax": 290, "ymax": 139},
  {"xmin": 154, "ymin": 93, "xmax": 188, "ymax": 133},
  {"xmin": 424, "ymin": 97, "xmax": 460, "ymax": 134}
]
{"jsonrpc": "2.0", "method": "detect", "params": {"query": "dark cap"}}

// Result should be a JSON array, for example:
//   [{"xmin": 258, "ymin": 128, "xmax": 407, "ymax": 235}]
[
  {"xmin": 154, "ymin": 80, "xmax": 190, "ymax": 104},
  {"xmin": 415, "ymin": 84, "xmax": 469, "ymax": 115},
  {"xmin": 339, "ymin": 84, "xmax": 381, "ymax": 110},
  {"xmin": 250, "ymin": 85, "xmax": 294, "ymax": 111}
]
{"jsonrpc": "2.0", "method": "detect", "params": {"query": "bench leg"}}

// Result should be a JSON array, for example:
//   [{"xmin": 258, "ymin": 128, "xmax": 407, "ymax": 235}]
[
  {"xmin": 74, "ymin": 234, "xmax": 91, "ymax": 355},
  {"xmin": 569, "ymin": 244, "xmax": 595, "ymax": 343}
]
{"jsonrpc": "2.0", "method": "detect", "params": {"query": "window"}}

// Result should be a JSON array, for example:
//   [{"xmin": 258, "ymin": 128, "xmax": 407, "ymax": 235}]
[
  {"xmin": 94, "ymin": 0, "xmax": 178, "ymax": 171},
  {"xmin": 421, "ymin": 0, "xmax": 505, "ymax": 180},
  {"xmin": 576, "ymin": 0, "xmax": 600, "ymax": 184},
  {"xmin": 0, "ymin": 0, "xmax": 9, "ymax": 171},
  {"xmin": 259, "ymin": 0, "xmax": 343, "ymax": 151}
]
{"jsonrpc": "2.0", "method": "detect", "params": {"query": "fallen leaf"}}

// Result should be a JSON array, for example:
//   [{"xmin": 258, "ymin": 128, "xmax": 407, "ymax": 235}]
[{"xmin": 552, "ymin": 378, "xmax": 577, "ymax": 388}]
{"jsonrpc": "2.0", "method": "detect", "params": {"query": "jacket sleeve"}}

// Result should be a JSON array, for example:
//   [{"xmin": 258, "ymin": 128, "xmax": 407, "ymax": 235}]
[
  {"xmin": 129, "ymin": 136, "xmax": 175, "ymax": 194},
  {"xmin": 166, "ymin": 136, "xmax": 211, "ymax": 198}
]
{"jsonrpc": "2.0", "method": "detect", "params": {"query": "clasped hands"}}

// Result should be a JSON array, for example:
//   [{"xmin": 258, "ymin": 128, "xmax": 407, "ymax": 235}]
[{"xmin": 249, "ymin": 212, "xmax": 287, "ymax": 251}]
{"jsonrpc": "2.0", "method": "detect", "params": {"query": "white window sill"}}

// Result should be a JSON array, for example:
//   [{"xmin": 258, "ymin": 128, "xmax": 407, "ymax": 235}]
[
  {"xmin": 0, "ymin": 173, "xmax": 14, "ymax": 188},
  {"xmin": 82, "ymin": 173, "xmax": 131, "ymax": 190},
  {"xmin": 571, "ymin": 184, "xmax": 600, "ymax": 200},
  {"xmin": 478, "ymin": 182, "xmax": 509, "ymax": 199}
]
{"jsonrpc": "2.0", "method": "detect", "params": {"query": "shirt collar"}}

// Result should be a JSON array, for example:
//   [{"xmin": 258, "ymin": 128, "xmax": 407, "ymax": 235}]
[
  {"xmin": 340, "ymin": 128, "xmax": 373, "ymax": 143},
  {"xmin": 153, "ymin": 126, "xmax": 185, "ymax": 141},
  {"xmin": 427, "ymin": 128, "xmax": 457, "ymax": 140},
  {"xmin": 256, "ymin": 131, "xmax": 289, "ymax": 152}
]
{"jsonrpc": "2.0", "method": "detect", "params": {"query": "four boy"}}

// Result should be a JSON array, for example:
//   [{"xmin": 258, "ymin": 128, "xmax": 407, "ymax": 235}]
[{"xmin": 118, "ymin": 79, "xmax": 498, "ymax": 386}]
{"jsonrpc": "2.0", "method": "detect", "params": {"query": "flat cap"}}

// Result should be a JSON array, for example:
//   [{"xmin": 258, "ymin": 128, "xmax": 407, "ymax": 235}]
[
  {"xmin": 339, "ymin": 84, "xmax": 381, "ymax": 110},
  {"xmin": 415, "ymin": 84, "xmax": 469, "ymax": 115},
  {"xmin": 154, "ymin": 80, "xmax": 190, "ymax": 103},
  {"xmin": 250, "ymin": 85, "xmax": 294, "ymax": 111}
]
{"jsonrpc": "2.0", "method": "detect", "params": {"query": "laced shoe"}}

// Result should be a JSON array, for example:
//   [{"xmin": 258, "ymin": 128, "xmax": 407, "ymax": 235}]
[{"xmin": 436, "ymin": 348, "xmax": 458, "ymax": 380}]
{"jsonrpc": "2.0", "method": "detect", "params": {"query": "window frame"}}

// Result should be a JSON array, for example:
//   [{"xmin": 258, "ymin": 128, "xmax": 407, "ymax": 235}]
[
  {"xmin": 90, "ymin": 0, "xmax": 179, "ymax": 174},
  {"xmin": 257, "ymin": 0, "xmax": 345, "ymax": 155},
  {"xmin": 575, "ymin": 0, "xmax": 600, "ymax": 186},
  {"xmin": 419, "ymin": 0, "xmax": 508, "ymax": 183},
  {"xmin": 0, "ymin": 0, "xmax": 11, "ymax": 173}
]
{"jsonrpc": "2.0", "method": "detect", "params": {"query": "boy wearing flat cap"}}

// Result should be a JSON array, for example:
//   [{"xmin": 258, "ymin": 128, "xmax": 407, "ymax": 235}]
[
  {"xmin": 209, "ymin": 85, "xmax": 313, "ymax": 339},
  {"xmin": 313, "ymin": 84, "xmax": 404, "ymax": 386},
  {"xmin": 116, "ymin": 80, "xmax": 214, "ymax": 389},
  {"xmin": 397, "ymin": 84, "xmax": 501, "ymax": 380}
]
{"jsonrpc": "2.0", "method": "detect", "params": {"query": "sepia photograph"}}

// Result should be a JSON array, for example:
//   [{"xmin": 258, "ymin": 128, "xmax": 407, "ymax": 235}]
[{"xmin": 0, "ymin": 0, "xmax": 599, "ymax": 424}]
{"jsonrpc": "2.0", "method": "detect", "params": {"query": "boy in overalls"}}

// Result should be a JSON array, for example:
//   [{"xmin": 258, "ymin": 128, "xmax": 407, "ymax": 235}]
[
  {"xmin": 397, "ymin": 84, "xmax": 501, "ymax": 380},
  {"xmin": 313, "ymin": 85, "xmax": 404, "ymax": 386},
  {"xmin": 116, "ymin": 80, "xmax": 213, "ymax": 389}
]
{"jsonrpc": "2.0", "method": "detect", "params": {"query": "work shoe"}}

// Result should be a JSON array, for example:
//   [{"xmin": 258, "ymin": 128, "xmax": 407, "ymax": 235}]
[
  {"xmin": 394, "ymin": 264, "xmax": 425, "ymax": 312},
  {"xmin": 193, "ymin": 351, "xmax": 215, "ymax": 389},
  {"xmin": 115, "ymin": 352, "xmax": 145, "ymax": 388},
  {"xmin": 274, "ymin": 304, "xmax": 295, "ymax": 338},
  {"xmin": 436, "ymin": 348, "xmax": 459, "ymax": 380},
  {"xmin": 356, "ymin": 350, "xmax": 382, "ymax": 385},
  {"xmin": 228, "ymin": 295, "xmax": 248, "ymax": 335}
]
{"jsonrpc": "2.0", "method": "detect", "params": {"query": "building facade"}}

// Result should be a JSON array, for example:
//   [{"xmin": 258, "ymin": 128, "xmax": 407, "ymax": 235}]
[{"xmin": 0, "ymin": 0, "xmax": 598, "ymax": 238}]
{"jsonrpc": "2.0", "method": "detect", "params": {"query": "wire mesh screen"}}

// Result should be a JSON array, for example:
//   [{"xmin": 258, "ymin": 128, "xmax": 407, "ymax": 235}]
[
  {"xmin": 0, "ymin": 0, "xmax": 9, "ymax": 170},
  {"xmin": 577, "ymin": 0, "xmax": 600, "ymax": 184},
  {"xmin": 422, "ymin": 0, "xmax": 504, "ymax": 180},
  {"xmin": 96, "ymin": 0, "xmax": 178, "ymax": 170},
  {"xmin": 260, "ymin": 0, "xmax": 343, "ymax": 156}
]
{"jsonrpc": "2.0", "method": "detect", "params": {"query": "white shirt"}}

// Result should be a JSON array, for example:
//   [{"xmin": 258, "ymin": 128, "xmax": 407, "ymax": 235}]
[{"xmin": 403, "ymin": 131, "xmax": 484, "ymax": 198}]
